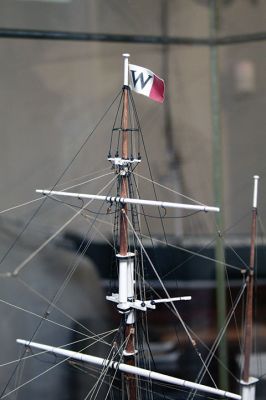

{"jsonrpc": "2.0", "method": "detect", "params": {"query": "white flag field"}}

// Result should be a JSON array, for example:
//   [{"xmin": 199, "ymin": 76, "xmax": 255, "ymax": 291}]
[{"xmin": 129, "ymin": 64, "xmax": 165, "ymax": 103}]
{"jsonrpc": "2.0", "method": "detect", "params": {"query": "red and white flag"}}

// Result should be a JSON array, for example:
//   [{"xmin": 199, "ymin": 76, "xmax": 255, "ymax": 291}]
[{"xmin": 129, "ymin": 64, "xmax": 165, "ymax": 103}]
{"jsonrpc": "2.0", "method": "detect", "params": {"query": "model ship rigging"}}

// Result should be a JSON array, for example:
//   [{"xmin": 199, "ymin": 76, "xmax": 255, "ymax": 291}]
[{"xmin": 15, "ymin": 54, "xmax": 260, "ymax": 400}]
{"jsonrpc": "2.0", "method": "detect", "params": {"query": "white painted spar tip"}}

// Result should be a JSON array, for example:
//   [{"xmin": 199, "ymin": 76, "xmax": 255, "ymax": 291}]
[
  {"xmin": 252, "ymin": 175, "xmax": 260, "ymax": 209},
  {"xmin": 123, "ymin": 53, "xmax": 130, "ymax": 86},
  {"xmin": 17, "ymin": 339, "xmax": 29, "ymax": 345}
]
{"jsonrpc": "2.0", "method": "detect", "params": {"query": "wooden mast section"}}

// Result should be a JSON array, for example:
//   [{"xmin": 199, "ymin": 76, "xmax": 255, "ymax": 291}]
[
  {"xmin": 241, "ymin": 175, "xmax": 259, "ymax": 400},
  {"xmin": 120, "ymin": 53, "xmax": 129, "ymax": 257}
]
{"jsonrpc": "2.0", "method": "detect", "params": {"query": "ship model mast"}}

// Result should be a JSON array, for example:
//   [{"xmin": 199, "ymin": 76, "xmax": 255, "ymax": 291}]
[
  {"xmin": 117, "ymin": 52, "xmax": 137, "ymax": 399},
  {"xmin": 17, "ymin": 54, "xmax": 244, "ymax": 400},
  {"xmin": 240, "ymin": 175, "xmax": 259, "ymax": 400}
]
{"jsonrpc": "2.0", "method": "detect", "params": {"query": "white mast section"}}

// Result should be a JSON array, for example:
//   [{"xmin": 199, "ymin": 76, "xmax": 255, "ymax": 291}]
[
  {"xmin": 123, "ymin": 53, "xmax": 130, "ymax": 86},
  {"xmin": 17, "ymin": 339, "xmax": 240, "ymax": 400},
  {"xmin": 252, "ymin": 175, "xmax": 259, "ymax": 209},
  {"xmin": 36, "ymin": 190, "xmax": 220, "ymax": 213}
]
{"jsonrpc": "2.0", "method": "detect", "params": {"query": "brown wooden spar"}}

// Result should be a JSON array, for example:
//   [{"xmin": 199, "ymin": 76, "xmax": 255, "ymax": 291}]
[
  {"xmin": 241, "ymin": 175, "xmax": 259, "ymax": 400},
  {"xmin": 120, "ymin": 83, "xmax": 129, "ymax": 256},
  {"xmin": 119, "ymin": 53, "xmax": 137, "ymax": 400}
]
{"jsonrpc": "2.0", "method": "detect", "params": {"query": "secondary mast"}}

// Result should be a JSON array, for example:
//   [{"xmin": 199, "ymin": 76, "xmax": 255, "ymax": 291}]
[{"xmin": 241, "ymin": 175, "xmax": 259, "ymax": 400}]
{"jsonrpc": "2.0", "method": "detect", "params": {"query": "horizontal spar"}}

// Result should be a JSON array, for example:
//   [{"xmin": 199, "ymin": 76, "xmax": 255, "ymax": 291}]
[
  {"xmin": 36, "ymin": 189, "xmax": 220, "ymax": 213},
  {"xmin": 17, "ymin": 339, "xmax": 240, "ymax": 399}
]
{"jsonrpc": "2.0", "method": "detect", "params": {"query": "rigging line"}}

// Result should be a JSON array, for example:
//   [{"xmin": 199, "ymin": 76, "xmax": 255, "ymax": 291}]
[
  {"xmin": 70, "ymin": 364, "xmax": 124, "ymax": 399},
  {"xmin": 12, "ymin": 175, "xmax": 116, "ymax": 276},
  {"xmin": 52, "ymin": 167, "xmax": 111, "ymax": 190},
  {"xmin": 47, "ymin": 195, "xmax": 117, "ymax": 216},
  {"xmin": 227, "ymin": 273, "xmax": 244, "ymax": 353},
  {"xmin": 0, "ymin": 187, "xmax": 115, "ymax": 400},
  {"xmin": 223, "ymin": 237, "xmax": 249, "ymax": 270},
  {"xmin": 139, "ymin": 379, "xmax": 224, "ymax": 400},
  {"xmin": 125, "ymin": 214, "xmax": 240, "ymax": 389},
  {"xmin": 123, "ymin": 265, "xmax": 241, "ymax": 384},
  {"xmin": 109, "ymin": 90, "xmax": 124, "ymax": 156},
  {"xmin": 164, "ymin": 209, "xmax": 249, "ymax": 278},
  {"xmin": 162, "ymin": 234, "xmax": 220, "ymax": 280},
  {"xmin": 136, "ymin": 378, "xmax": 213, "ymax": 400},
  {"xmin": 0, "ymin": 339, "xmax": 100, "ymax": 400},
  {"xmin": 0, "ymin": 171, "xmax": 114, "ymax": 216},
  {"xmin": 79, "ymin": 212, "xmax": 244, "ymax": 273},
  {"xmin": 76, "ymin": 211, "xmax": 245, "ymax": 274},
  {"xmin": 100, "ymin": 333, "xmax": 133, "ymax": 400},
  {"xmin": 13, "ymin": 175, "xmax": 120, "ymax": 397},
  {"xmin": 0, "ymin": 196, "xmax": 48, "ymax": 266},
  {"xmin": 125, "ymin": 214, "xmax": 199, "ymax": 348},
  {"xmin": 130, "ymin": 170, "xmax": 165, "ymax": 298},
  {"xmin": 82, "ymin": 215, "xmax": 115, "ymax": 249},
  {"xmin": 71, "ymin": 360, "xmax": 221, "ymax": 400},
  {"xmin": 0, "ymin": 329, "xmax": 118, "ymax": 368},
  {"xmin": 51, "ymin": 228, "xmax": 98, "ymax": 308},
  {"xmin": 138, "ymin": 317, "xmax": 167, "ymax": 400},
  {"xmin": 0, "ymin": 296, "xmax": 104, "ymax": 340},
  {"xmin": 0, "ymin": 356, "xmax": 67, "ymax": 399},
  {"xmin": 138, "ymin": 268, "xmax": 240, "ymax": 387},
  {"xmin": 212, "ymin": 222, "xmax": 249, "ymax": 273},
  {"xmin": 0, "ymin": 90, "xmax": 121, "ymax": 267},
  {"xmin": 185, "ymin": 327, "xmax": 239, "ymax": 384},
  {"xmin": 89, "ymin": 345, "xmax": 123, "ymax": 400},
  {"xmin": 224, "ymin": 266, "xmax": 244, "ymax": 355},
  {"xmin": 191, "ymin": 223, "xmax": 244, "ymax": 389},
  {"xmin": 49, "ymin": 191, "xmax": 115, "ymax": 252},
  {"xmin": 0, "ymin": 198, "xmax": 42, "ymax": 216},
  {"xmin": 85, "ymin": 334, "xmax": 130, "ymax": 400},
  {"xmin": 74, "ymin": 352, "xmax": 233, "ymax": 400},
  {"xmin": 17, "ymin": 275, "xmax": 103, "ymax": 338},
  {"xmin": 82, "ymin": 333, "xmax": 128, "ymax": 400},
  {"xmin": 56, "ymin": 171, "xmax": 114, "ymax": 193},
  {"xmin": 159, "ymin": 211, "xmax": 252, "ymax": 277},
  {"xmin": 86, "ymin": 372, "xmax": 218, "ymax": 400},
  {"xmin": 129, "ymin": 90, "xmax": 168, "ymax": 245},
  {"xmin": 13, "ymin": 352, "xmax": 24, "ymax": 400},
  {"xmin": 134, "ymin": 172, "xmax": 206, "ymax": 206},
  {"xmin": 71, "ymin": 365, "xmax": 133, "ymax": 400},
  {"xmin": 49, "ymin": 177, "xmax": 118, "ymax": 310},
  {"xmin": 160, "ymin": 208, "xmax": 249, "ymax": 278},
  {"xmin": 141, "ymin": 233, "xmax": 243, "ymax": 273},
  {"xmin": 187, "ymin": 283, "xmax": 247, "ymax": 400},
  {"xmin": 137, "ymin": 209, "xmax": 202, "ymax": 219}
]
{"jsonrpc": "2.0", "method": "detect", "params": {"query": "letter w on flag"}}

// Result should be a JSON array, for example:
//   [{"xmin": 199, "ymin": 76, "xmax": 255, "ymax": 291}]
[{"xmin": 129, "ymin": 64, "xmax": 165, "ymax": 103}]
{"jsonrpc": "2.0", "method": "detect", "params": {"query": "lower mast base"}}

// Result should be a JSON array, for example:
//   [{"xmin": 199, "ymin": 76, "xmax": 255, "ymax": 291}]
[{"xmin": 240, "ymin": 377, "xmax": 258, "ymax": 400}]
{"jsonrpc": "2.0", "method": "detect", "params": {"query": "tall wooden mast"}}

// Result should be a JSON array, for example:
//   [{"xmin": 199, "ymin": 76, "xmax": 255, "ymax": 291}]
[
  {"xmin": 119, "ymin": 53, "xmax": 137, "ymax": 400},
  {"xmin": 241, "ymin": 175, "xmax": 259, "ymax": 400}
]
